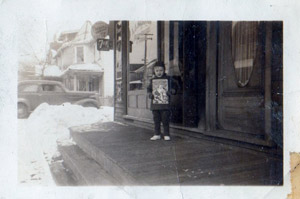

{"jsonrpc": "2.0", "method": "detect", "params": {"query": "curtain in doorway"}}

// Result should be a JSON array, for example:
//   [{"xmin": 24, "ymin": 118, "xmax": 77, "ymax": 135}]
[{"xmin": 231, "ymin": 22, "xmax": 259, "ymax": 87}]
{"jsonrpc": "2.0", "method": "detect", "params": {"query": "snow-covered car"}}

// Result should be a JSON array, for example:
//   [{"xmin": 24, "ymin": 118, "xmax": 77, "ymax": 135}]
[{"xmin": 18, "ymin": 80, "xmax": 100, "ymax": 118}]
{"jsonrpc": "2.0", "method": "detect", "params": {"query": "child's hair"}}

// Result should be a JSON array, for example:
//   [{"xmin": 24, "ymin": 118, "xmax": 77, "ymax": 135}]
[{"xmin": 153, "ymin": 61, "xmax": 165, "ymax": 69}]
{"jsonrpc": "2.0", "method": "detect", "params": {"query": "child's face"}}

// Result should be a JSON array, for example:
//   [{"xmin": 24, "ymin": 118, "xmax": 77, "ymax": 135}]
[{"xmin": 154, "ymin": 66, "xmax": 164, "ymax": 77}]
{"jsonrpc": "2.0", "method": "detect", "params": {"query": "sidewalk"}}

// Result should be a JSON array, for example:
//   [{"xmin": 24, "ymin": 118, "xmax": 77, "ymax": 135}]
[{"xmin": 60, "ymin": 121, "xmax": 283, "ymax": 185}]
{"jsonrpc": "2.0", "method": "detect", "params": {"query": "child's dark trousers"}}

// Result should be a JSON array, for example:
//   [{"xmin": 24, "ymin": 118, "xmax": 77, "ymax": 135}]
[{"xmin": 152, "ymin": 110, "xmax": 170, "ymax": 136}]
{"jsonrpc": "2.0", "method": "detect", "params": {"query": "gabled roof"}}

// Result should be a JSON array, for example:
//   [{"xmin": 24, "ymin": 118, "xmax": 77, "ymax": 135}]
[
  {"xmin": 58, "ymin": 29, "xmax": 79, "ymax": 41},
  {"xmin": 55, "ymin": 21, "xmax": 95, "ymax": 57},
  {"xmin": 60, "ymin": 29, "xmax": 79, "ymax": 35},
  {"xmin": 72, "ymin": 21, "xmax": 94, "ymax": 43}
]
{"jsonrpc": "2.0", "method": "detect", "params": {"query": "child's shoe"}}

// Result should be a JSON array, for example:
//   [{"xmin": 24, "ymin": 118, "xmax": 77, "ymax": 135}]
[
  {"xmin": 164, "ymin": 136, "xmax": 171, "ymax": 141},
  {"xmin": 150, "ymin": 135, "xmax": 161, "ymax": 141}
]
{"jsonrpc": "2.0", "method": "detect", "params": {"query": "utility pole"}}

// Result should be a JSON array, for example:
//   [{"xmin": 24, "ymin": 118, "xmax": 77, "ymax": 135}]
[{"xmin": 139, "ymin": 33, "xmax": 153, "ymax": 88}]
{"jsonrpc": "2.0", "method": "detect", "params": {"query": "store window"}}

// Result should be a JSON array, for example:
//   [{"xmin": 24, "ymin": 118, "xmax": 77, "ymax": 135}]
[
  {"xmin": 128, "ymin": 21, "xmax": 157, "ymax": 90},
  {"xmin": 164, "ymin": 21, "xmax": 182, "ymax": 77}
]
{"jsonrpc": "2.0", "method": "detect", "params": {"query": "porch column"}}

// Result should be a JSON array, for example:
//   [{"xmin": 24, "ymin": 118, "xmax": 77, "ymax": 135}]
[
  {"xmin": 205, "ymin": 22, "xmax": 218, "ymax": 131},
  {"xmin": 122, "ymin": 21, "xmax": 128, "ymax": 114},
  {"xmin": 264, "ymin": 23, "xmax": 273, "ymax": 144},
  {"xmin": 73, "ymin": 74, "xmax": 77, "ymax": 91},
  {"xmin": 85, "ymin": 76, "xmax": 89, "ymax": 91},
  {"xmin": 157, "ymin": 21, "xmax": 164, "ymax": 62},
  {"xmin": 99, "ymin": 75, "xmax": 101, "ymax": 95}
]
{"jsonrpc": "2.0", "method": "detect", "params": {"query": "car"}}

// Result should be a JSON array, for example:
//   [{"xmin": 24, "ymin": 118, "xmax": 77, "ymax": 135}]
[{"xmin": 18, "ymin": 80, "xmax": 100, "ymax": 118}]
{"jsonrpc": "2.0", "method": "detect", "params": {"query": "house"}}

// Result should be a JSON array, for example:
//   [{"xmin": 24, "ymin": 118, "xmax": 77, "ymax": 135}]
[
  {"xmin": 112, "ymin": 21, "xmax": 283, "ymax": 148},
  {"xmin": 48, "ymin": 21, "xmax": 114, "ymax": 98}
]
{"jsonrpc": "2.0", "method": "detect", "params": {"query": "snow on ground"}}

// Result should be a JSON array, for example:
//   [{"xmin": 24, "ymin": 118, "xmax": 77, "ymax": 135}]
[{"xmin": 18, "ymin": 103, "xmax": 113, "ymax": 185}]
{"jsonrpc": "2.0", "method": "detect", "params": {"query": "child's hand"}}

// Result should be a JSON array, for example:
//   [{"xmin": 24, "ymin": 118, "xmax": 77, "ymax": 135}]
[
  {"xmin": 167, "ymin": 89, "xmax": 176, "ymax": 96},
  {"xmin": 170, "ymin": 88, "xmax": 176, "ymax": 95},
  {"xmin": 149, "ymin": 93, "xmax": 154, "ymax": 99}
]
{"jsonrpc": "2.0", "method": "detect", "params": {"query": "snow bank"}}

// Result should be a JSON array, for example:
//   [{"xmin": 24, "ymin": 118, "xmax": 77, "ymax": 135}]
[
  {"xmin": 68, "ymin": 63, "xmax": 104, "ymax": 72},
  {"xmin": 28, "ymin": 103, "xmax": 112, "ymax": 133},
  {"xmin": 43, "ymin": 65, "xmax": 62, "ymax": 77},
  {"xmin": 27, "ymin": 102, "xmax": 113, "ymax": 157},
  {"xmin": 18, "ymin": 103, "xmax": 113, "ymax": 185}
]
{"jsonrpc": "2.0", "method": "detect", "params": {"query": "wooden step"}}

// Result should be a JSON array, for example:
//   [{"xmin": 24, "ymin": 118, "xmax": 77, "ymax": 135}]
[
  {"xmin": 49, "ymin": 160, "xmax": 78, "ymax": 186},
  {"xmin": 69, "ymin": 131, "xmax": 141, "ymax": 185},
  {"xmin": 58, "ymin": 143, "xmax": 119, "ymax": 186}
]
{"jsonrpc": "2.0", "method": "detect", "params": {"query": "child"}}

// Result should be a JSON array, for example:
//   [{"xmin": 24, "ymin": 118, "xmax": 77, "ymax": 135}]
[{"xmin": 147, "ymin": 61, "xmax": 176, "ymax": 141}]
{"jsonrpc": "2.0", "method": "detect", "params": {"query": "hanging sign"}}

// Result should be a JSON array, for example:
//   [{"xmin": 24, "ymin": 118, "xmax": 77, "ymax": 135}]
[
  {"xmin": 97, "ymin": 39, "xmax": 113, "ymax": 51},
  {"xmin": 92, "ymin": 21, "xmax": 109, "ymax": 39}
]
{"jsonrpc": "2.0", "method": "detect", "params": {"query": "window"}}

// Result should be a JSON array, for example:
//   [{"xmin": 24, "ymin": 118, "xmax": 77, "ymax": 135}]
[
  {"xmin": 76, "ymin": 46, "xmax": 84, "ymax": 63},
  {"xmin": 129, "ymin": 21, "xmax": 157, "ymax": 90},
  {"xmin": 164, "ymin": 21, "xmax": 182, "ymax": 77},
  {"xmin": 19, "ymin": 84, "xmax": 39, "ymax": 92},
  {"xmin": 42, "ymin": 84, "xmax": 64, "ymax": 92},
  {"xmin": 53, "ymin": 85, "xmax": 64, "ymax": 92},
  {"xmin": 231, "ymin": 22, "xmax": 259, "ymax": 87}
]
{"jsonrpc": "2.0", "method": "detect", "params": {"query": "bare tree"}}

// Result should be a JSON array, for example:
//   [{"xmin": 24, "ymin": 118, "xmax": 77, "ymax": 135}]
[{"xmin": 18, "ymin": 19, "xmax": 49, "ymax": 79}]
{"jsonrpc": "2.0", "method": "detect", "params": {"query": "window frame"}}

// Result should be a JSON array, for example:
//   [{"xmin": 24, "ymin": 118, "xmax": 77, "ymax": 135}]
[{"xmin": 74, "ymin": 45, "xmax": 85, "ymax": 64}]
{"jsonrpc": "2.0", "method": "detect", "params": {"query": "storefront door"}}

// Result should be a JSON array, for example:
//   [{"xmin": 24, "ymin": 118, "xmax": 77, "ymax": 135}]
[{"xmin": 217, "ymin": 22, "xmax": 265, "ymax": 136}]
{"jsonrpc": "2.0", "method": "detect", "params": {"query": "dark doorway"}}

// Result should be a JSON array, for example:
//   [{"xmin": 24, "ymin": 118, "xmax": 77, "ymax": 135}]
[{"xmin": 180, "ymin": 21, "xmax": 206, "ymax": 128}]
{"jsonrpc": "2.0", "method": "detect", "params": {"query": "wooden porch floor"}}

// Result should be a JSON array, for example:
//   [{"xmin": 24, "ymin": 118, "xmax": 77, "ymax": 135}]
[{"xmin": 67, "ymin": 122, "xmax": 283, "ymax": 186}]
